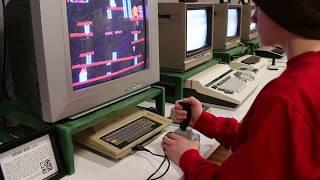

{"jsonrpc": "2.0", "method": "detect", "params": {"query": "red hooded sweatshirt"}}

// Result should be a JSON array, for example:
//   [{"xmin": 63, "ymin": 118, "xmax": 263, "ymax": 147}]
[{"xmin": 179, "ymin": 52, "xmax": 320, "ymax": 180}]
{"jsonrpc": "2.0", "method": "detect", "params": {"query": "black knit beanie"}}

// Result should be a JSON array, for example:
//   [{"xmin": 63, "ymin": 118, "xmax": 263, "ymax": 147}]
[{"xmin": 253, "ymin": 0, "xmax": 320, "ymax": 40}]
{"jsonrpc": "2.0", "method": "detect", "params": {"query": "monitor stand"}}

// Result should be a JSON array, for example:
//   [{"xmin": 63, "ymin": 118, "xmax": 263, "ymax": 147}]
[{"xmin": 0, "ymin": 86, "xmax": 166, "ymax": 175}]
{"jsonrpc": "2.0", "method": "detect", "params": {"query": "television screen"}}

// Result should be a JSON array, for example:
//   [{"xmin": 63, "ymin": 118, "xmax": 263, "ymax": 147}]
[
  {"xmin": 67, "ymin": 0, "xmax": 147, "ymax": 90},
  {"xmin": 227, "ymin": 8, "xmax": 239, "ymax": 38},
  {"xmin": 187, "ymin": 9, "xmax": 208, "ymax": 52}
]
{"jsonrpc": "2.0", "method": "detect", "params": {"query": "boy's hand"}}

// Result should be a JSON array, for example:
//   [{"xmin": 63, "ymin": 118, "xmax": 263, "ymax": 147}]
[
  {"xmin": 162, "ymin": 132, "xmax": 200, "ymax": 165},
  {"xmin": 174, "ymin": 96, "xmax": 203, "ymax": 127}
]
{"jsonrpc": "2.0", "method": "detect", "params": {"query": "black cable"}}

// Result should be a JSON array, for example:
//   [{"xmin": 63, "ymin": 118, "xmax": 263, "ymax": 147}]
[
  {"xmin": 147, "ymin": 155, "xmax": 167, "ymax": 180},
  {"xmin": 132, "ymin": 145, "xmax": 171, "ymax": 180},
  {"xmin": 148, "ymin": 157, "xmax": 170, "ymax": 180},
  {"xmin": 1, "ymin": 0, "xmax": 9, "ymax": 100}
]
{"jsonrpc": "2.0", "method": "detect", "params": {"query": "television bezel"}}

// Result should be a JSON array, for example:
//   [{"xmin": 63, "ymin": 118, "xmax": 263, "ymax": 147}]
[{"xmin": 27, "ymin": 0, "xmax": 159, "ymax": 122}]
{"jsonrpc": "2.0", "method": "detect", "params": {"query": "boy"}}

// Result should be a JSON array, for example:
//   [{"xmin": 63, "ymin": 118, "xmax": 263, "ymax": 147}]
[{"xmin": 163, "ymin": 0, "xmax": 320, "ymax": 179}]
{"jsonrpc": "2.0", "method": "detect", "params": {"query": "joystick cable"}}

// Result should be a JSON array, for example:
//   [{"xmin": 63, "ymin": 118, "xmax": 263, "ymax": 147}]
[{"xmin": 132, "ymin": 144, "xmax": 170, "ymax": 180}]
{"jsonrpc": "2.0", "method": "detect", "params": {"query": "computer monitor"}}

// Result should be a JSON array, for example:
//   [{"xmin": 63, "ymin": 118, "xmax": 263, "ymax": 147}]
[
  {"xmin": 241, "ymin": 4, "xmax": 257, "ymax": 42},
  {"xmin": 158, "ymin": 3, "xmax": 213, "ymax": 72},
  {"xmin": 5, "ymin": 0, "xmax": 159, "ymax": 123},
  {"xmin": 213, "ymin": 3, "xmax": 242, "ymax": 50}
]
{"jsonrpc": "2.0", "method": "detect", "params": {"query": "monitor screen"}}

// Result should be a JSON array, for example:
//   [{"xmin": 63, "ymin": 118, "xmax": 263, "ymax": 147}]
[
  {"xmin": 187, "ymin": 9, "xmax": 209, "ymax": 53},
  {"xmin": 67, "ymin": 0, "xmax": 147, "ymax": 90},
  {"xmin": 227, "ymin": 8, "xmax": 239, "ymax": 38}
]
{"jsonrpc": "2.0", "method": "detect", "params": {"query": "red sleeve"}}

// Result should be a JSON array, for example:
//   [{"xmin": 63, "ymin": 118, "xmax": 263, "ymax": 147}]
[
  {"xmin": 179, "ymin": 95, "xmax": 318, "ymax": 179},
  {"xmin": 193, "ymin": 111, "xmax": 240, "ymax": 148},
  {"xmin": 179, "ymin": 149, "xmax": 220, "ymax": 180}
]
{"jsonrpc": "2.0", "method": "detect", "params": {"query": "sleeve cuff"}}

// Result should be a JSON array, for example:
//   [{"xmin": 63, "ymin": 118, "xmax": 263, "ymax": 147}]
[
  {"xmin": 179, "ymin": 149, "xmax": 205, "ymax": 173},
  {"xmin": 193, "ymin": 111, "xmax": 215, "ymax": 131}
]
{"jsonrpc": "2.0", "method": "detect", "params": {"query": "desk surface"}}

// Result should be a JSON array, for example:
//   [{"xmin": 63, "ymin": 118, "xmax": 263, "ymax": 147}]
[
  {"xmin": 63, "ymin": 59, "xmax": 286, "ymax": 180},
  {"xmin": 62, "ymin": 125, "xmax": 219, "ymax": 180}
]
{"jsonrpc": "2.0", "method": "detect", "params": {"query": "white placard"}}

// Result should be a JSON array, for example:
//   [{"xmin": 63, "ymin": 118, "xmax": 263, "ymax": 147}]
[{"xmin": 0, "ymin": 135, "xmax": 58, "ymax": 180}]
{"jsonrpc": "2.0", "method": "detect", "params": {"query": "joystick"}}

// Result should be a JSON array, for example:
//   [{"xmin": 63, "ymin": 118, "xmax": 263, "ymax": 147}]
[
  {"xmin": 174, "ymin": 100, "xmax": 200, "ymax": 141},
  {"xmin": 267, "ymin": 58, "xmax": 279, "ymax": 70},
  {"xmin": 178, "ymin": 101, "xmax": 192, "ymax": 131}
]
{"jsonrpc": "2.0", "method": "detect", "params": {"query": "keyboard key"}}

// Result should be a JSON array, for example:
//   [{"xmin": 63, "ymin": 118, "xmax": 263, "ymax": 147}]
[{"xmin": 100, "ymin": 117, "xmax": 162, "ymax": 149}]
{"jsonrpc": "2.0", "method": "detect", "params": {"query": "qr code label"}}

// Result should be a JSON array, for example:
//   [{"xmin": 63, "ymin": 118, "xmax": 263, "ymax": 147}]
[{"xmin": 40, "ymin": 158, "xmax": 53, "ymax": 175}]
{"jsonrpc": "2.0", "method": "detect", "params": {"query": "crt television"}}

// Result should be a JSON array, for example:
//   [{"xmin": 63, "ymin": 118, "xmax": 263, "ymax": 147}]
[
  {"xmin": 5, "ymin": 0, "xmax": 159, "ymax": 123},
  {"xmin": 213, "ymin": 3, "xmax": 242, "ymax": 50},
  {"xmin": 241, "ymin": 4, "xmax": 257, "ymax": 42},
  {"xmin": 158, "ymin": 3, "xmax": 213, "ymax": 72}
]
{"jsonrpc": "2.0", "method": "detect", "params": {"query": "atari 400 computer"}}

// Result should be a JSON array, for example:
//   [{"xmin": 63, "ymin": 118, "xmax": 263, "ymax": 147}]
[{"xmin": 185, "ymin": 63, "xmax": 259, "ymax": 108}]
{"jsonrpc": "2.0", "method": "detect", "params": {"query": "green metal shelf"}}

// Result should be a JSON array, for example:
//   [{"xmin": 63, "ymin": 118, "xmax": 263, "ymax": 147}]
[
  {"xmin": 213, "ymin": 45, "xmax": 250, "ymax": 63},
  {"xmin": 244, "ymin": 38, "xmax": 260, "ymax": 55},
  {"xmin": 0, "ymin": 86, "xmax": 165, "ymax": 175},
  {"xmin": 158, "ymin": 59, "xmax": 220, "ymax": 103}
]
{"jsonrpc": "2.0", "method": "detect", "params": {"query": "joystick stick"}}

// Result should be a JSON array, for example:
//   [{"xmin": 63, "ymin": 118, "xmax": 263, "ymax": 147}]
[
  {"xmin": 178, "ymin": 101, "xmax": 192, "ymax": 131},
  {"xmin": 174, "ymin": 100, "xmax": 200, "ymax": 141}
]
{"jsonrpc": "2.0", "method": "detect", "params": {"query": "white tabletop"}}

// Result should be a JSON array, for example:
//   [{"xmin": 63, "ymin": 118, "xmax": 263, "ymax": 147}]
[
  {"xmin": 63, "ymin": 125, "xmax": 219, "ymax": 180},
  {"xmin": 63, "ymin": 58, "xmax": 287, "ymax": 180}
]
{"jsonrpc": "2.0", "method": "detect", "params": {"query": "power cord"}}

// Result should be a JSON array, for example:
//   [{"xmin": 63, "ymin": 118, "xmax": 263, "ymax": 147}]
[
  {"xmin": 132, "ymin": 144, "xmax": 170, "ymax": 180},
  {"xmin": 147, "ymin": 155, "xmax": 170, "ymax": 180}
]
